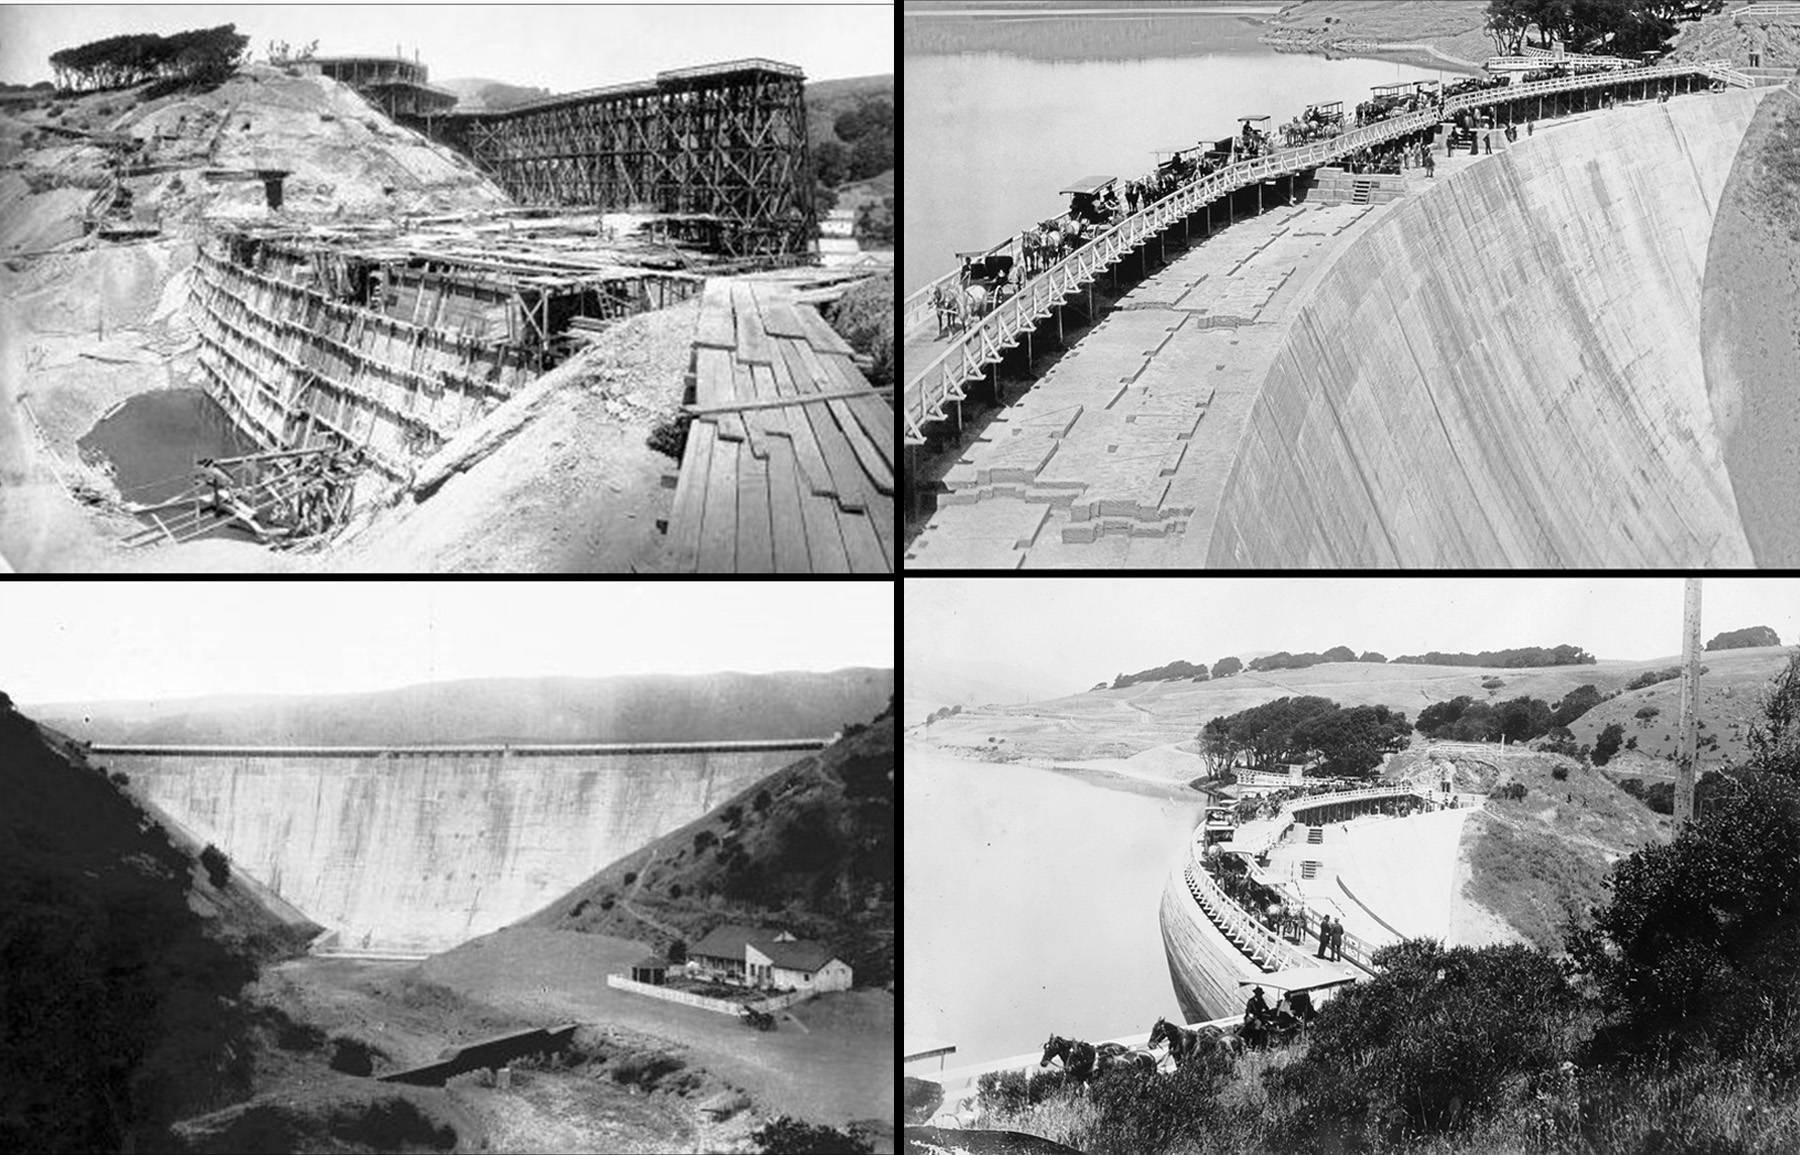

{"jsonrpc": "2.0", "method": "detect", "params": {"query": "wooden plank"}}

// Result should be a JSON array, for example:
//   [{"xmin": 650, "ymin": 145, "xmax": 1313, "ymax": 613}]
[
  {"xmin": 696, "ymin": 279, "xmax": 735, "ymax": 349},
  {"xmin": 827, "ymin": 397, "xmax": 894, "ymax": 494},
  {"xmin": 810, "ymin": 349, "xmax": 896, "ymax": 471},
  {"xmin": 773, "ymin": 343, "xmax": 837, "ymax": 498},
  {"xmin": 784, "ymin": 343, "xmax": 870, "ymax": 511},
  {"xmin": 795, "ymin": 304, "xmax": 855, "ymax": 356},
  {"xmin": 683, "ymin": 388, "xmax": 885, "ymax": 416},
  {"xmin": 865, "ymin": 486, "xmax": 895, "ymax": 572},
  {"xmin": 758, "ymin": 297, "xmax": 811, "ymax": 340},
  {"xmin": 833, "ymin": 506, "xmax": 890, "ymax": 573},
  {"xmin": 666, "ymin": 420, "xmax": 714, "ymax": 572},
  {"xmin": 697, "ymin": 438, "xmax": 739, "ymax": 572},
  {"xmin": 734, "ymin": 363, "xmax": 763, "ymax": 464},
  {"xmin": 732, "ymin": 283, "xmax": 776, "ymax": 366},
  {"xmin": 797, "ymin": 489, "xmax": 850, "ymax": 573},
  {"xmin": 735, "ymin": 443, "xmax": 774, "ymax": 573},
  {"xmin": 765, "ymin": 440, "xmax": 812, "ymax": 573}
]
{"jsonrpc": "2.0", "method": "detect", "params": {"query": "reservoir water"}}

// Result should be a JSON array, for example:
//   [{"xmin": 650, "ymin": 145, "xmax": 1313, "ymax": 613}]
[
  {"xmin": 78, "ymin": 388, "xmax": 260, "ymax": 540},
  {"xmin": 904, "ymin": 11, "xmax": 1452, "ymax": 295},
  {"xmin": 905, "ymin": 743, "xmax": 1207, "ymax": 1067}
]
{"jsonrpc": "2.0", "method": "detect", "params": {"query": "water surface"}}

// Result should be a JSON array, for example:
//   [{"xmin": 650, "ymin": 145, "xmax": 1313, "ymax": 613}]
[
  {"xmin": 79, "ymin": 388, "xmax": 260, "ymax": 540},
  {"xmin": 905, "ymin": 744, "xmax": 1206, "ymax": 1066},
  {"xmin": 904, "ymin": 19, "xmax": 1449, "ymax": 295}
]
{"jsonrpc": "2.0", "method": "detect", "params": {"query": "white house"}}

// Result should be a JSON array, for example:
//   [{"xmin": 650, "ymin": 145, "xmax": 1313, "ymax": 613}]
[{"xmin": 690, "ymin": 924, "xmax": 854, "ymax": 992}]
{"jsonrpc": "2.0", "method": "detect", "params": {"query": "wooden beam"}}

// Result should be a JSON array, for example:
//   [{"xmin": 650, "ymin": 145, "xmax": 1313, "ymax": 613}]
[{"xmin": 683, "ymin": 387, "xmax": 891, "ymax": 416}]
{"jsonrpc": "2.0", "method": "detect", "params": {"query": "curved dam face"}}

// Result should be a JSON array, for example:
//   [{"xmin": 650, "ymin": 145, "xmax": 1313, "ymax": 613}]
[
  {"xmin": 99, "ymin": 743, "xmax": 814, "ymax": 954},
  {"xmin": 1201, "ymin": 90, "xmax": 1770, "ymax": 567}
]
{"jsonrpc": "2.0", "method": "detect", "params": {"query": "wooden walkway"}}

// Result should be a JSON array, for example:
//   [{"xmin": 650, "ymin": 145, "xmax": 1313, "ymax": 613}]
[{"xmin": 667, "ymin": 280, "xmax": 893, "ymax": 572}]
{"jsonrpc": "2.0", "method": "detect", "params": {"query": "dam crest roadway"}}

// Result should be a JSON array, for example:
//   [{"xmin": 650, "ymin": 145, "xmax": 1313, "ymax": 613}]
[{"xmin": 95, "ymin": 737, "xmax": 831, "ymax": 958}]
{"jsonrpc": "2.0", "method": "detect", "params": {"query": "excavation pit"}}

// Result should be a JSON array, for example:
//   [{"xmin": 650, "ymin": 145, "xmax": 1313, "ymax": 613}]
[{"xmin": 79, "ymin": 387, "xmax": 260, "ymax": 542}]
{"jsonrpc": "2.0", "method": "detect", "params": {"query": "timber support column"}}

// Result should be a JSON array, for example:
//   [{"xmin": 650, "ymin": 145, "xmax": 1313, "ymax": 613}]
[{"xmin": 1676, "ymin": 578, "xmax": 1701, "ymax": 825}]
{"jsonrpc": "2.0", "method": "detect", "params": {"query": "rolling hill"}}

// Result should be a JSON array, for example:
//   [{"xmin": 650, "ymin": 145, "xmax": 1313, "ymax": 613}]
[
  {"xmin": 29, "ymin": 668, "xmax": 893, "ymax": 746},
  {"xmin": 916, "ymin": 650, "xmax": 1794, "ymax": 770},
  {"xmin": 523, "ymin": 705, "xmax": 895, "ymax": 988}
]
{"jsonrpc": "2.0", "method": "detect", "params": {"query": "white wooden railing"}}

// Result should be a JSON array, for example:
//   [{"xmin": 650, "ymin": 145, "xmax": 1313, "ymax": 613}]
[
  {"xmin": 1744, "ymin": 2, "xmax": 1800, "ymax": 18},
  {"xmin": 903, "ymin": 59, "xmax": 1741, "ymax": 445}
]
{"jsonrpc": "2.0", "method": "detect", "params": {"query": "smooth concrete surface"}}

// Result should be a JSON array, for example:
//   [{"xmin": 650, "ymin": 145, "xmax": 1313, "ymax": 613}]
[
  {"xmin": 107, "ymin": 746, "xmax": 799, "ymax": 953},
  {"xmin": 909, "ymin": 201, "xmax": 1391, "ymax": 567},
  {"xmin": 1334, "ymin": 808, "xmax": 1473, "ymax": 942},
  {"xmin": 1158, "ymin": 864, "xmax": 1270, "ymax": 1024},
  {"xmin": 1194, "ymin": 90, "xmax": 1770, "ymax": 566}
]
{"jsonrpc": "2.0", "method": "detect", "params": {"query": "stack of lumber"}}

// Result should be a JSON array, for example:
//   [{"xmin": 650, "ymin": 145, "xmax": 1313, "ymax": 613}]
[{"xmin": 667, "ymin": 280, "xmax": 893, "ymax": 572}]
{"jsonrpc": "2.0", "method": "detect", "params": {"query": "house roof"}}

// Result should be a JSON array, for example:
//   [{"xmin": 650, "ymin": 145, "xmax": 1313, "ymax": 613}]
[
  {"xmin": 632, "ymin": 955, "xmax": 671, "ymax": 970},
  {"xmin": 752, "ymin": 939, "xmax": 838, "ymax": 972},
  {"xmin": 690, "ymin": 924, "xmax": 844, "ymax": 974},
  {"xmin": 690, "ymin": 925, "xmax": 766, "ymax": 961}
]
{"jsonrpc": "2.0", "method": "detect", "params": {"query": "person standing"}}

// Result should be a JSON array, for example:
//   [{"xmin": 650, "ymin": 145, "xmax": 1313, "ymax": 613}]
[
  {"xmin": 1331, "ymin": 919, "xmax": 1345, "ymax": 961},
  {"xmin": 1425, "ymin": 149, "xmax": 1436, "ymax": 180},
  {"xmin": 1316, "ymin": 915, "xmax": 1333, "ymax": 959}
]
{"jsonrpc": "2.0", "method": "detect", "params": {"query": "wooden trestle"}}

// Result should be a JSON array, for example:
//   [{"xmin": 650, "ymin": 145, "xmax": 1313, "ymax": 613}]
[{"xmin": 431, "ymin": 59, "xmax": 815, "ymax": 259}]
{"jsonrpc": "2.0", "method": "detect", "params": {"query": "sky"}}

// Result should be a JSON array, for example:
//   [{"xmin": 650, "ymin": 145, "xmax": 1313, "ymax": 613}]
[
  {"xmin": 0, "ymin": 2, "xmax": 895, "ymax": 88},
  {"xmin": 2, "ymin": 582, "xmax": 893, "ymax": 705},
  {"xmin": 907, "ymin": 578, "xmax": 1800, "ymax": 696}
]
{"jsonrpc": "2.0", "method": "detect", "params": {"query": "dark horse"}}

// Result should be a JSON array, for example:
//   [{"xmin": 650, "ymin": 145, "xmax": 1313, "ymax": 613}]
[
  {"xmin": 1150, "ymin": 1016, "xmax": 1243, "ymax": 1068},
  {"xmin": 1040, "ymin": 1033, "xmax": 1099, "ymax": 1083},
  {"xmin": 1095, "ymin": 1042, "xmax": 1158, "ymax": 1076}
]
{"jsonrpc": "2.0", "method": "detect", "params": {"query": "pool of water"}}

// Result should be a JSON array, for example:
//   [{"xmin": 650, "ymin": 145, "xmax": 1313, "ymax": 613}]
[
  {"xmin": 78, "ymin": 388, "xmax": 261, "ymax": 540},
  {"xmin": 904, "ymin": 14, "xmax": 1452, "ymax": 295},
  {"xmin": 905, "ymin": 744, "xmax": 1208, "ymax": 1067}
]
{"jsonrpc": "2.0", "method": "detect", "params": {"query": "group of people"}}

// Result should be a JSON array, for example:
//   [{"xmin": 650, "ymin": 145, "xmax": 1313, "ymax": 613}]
[
  {"xmin": 1240, "ymin": 985, "xmax": 1316, "ymax": 1048},
  {"xmin": 1315, "ymin": 913, "xmax": 1347, "ymax": 961}
]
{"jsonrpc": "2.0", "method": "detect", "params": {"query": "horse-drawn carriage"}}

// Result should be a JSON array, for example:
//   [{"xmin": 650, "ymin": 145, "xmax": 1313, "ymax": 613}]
[
  {"xmin": 1236, "ymin": 115, "xmax": 1272, "ymax": 158},
  {"xmin": 741, "ymin": 1006, "xmax": 777, "ymax": 1031},
  {"xmin": 932, "ymin": 246, "xmax": 1019, "ymax": 337}
]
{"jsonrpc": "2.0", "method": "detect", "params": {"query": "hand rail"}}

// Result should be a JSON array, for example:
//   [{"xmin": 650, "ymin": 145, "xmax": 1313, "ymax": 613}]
[
  {"xmin": 903, "ymin": 59, "xmax": 1737, "ymax": 445},
  {"xmin": 1182, "ymin": 861, "xmax": 1319, "ymax": 971}
]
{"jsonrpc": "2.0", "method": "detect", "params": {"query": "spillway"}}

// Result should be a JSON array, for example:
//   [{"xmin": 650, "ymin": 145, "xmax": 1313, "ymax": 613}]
[{"xmin": 98, "ymin": 741, "xmax": 820, "ymax": 954}]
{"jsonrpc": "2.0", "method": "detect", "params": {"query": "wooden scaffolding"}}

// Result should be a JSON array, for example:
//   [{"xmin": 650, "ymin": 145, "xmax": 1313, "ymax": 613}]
[{"xmin": 435, "ymin": 59, "xmax": 815, "ymax": 260}]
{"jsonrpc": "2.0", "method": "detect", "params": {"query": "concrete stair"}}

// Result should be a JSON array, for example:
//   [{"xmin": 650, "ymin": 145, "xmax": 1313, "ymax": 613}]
[{"xmin": 1304, "ymin": 167, "xmax": 1406, "ymax": 206}]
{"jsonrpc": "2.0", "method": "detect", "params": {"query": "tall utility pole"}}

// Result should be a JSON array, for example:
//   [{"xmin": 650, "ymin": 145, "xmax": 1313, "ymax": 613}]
[{"xmin": 1675, "ymin": 578, "xmax": 1702, "ymax": 826}]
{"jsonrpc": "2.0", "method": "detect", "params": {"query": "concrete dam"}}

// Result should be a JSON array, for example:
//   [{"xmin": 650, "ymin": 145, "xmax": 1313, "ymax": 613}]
[
  {"xmin": 907, "ymin": 76, "xmax": 1789, "ymax": 568},
  {"xmin": 96, "ymin": 740, "xmax": 825, "ymax": 954}
]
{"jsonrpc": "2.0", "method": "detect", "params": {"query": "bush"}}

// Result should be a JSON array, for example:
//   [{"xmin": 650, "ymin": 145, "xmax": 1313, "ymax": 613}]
[
  {"xmin": 1491, "ymin": 782, "xmax": 1528, "ymax": 802},
  {"xmin": 1482, "ymin": 678, "xmax": 1506, "ymax": 690},
  {"xmin": 622, "ymin": 871, "xmax": 637, "ymax": 886},
  {"xmin": 609, "ymin": 1052, "xmax": 685, "ymax": 1090},
  {"xmin": 1552, "ymin": 765, "xmax": 1569, "ymax": 781},
  {"xmin": 1593, "ymin": 722, "xmax": 1626, "ymax": 766},
  {"xmin": 1636, "ymin": 706, "xmax": 1661, "ymax": 721},
  {"xmin": 1705, "ymin": 625, "xmax": 1780, "ymax": 651},
  {"xmin": 109, "ymin": 770, "xmax": 131, "ymax": 786},
  {"xmin": 645, "ymin": 411, "xmax": 690, "ymax": 459},
  {"xmin": 1284, "ymin": 940, "xmax": 1580, "ymax": 1135},
  {"xmin": 694, "ymin": 829, "xmax": 718, "ymax": 854},
  {"xmin": 751, "ymin": 1114, "xmax": 873, "ymax": 1154},
  {"xmin": 754, "ymin": 788, "xmax": 772, "ymax": 812},
  {"xmin": 823, "ymin": 274, "xmax": 892, "ymax": 390},
  {"xmin": 199, "ymin": 842, "xmax": 230, "ymax": 888}
]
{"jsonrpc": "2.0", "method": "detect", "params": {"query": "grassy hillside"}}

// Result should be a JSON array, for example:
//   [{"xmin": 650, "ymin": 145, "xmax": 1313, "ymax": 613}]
[
  {"xmin": 29, "ymin": 667, "xmax": 893, "ymax": 746},
  {"xmin": 1417, "ymin": 749, "xmax": 1670, "ymax": 951},
  {"xmin": 523, "ymin": 706, "xmax": 895, "ymax": 988},
  {"xmin": 919, "ymin": 651, "xmax": 1793, "ymax": 769},
  {"xmin": 0, "ymin": 701, "xmax": 313, "ymax": 1151}
]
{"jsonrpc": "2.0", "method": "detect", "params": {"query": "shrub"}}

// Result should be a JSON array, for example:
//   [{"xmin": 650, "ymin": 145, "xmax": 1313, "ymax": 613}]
[
  {"xmin": 610, "ymin": 1052, "xmax": 685, "ymax": 1090},
  {"xmin": 751, "ymin": 1114, "xmax": 873, "ymax": 1154},
  {"xmin": 694, "ymin": 829, "xmax": 718, "ymax": 854},
  {"xmin": 1593, "ymin": 722, "xmax": 1626, "ymax": 766},
  {"xmin": 199, "ymin": 842, "xmax": 230, "ymax": 888},
  {"xmin": 1635, "ymin": 706, "xmax": 1661, "ymax": 721},
  {"xmin": 823, "ymin": 274, "xmax": 892, "ymax": 390},
  {"xmin": 1482, "ymin": 678, "xmax": 1505, "ymax": 689},
  {"xmin": 645, "ymin": 411, "xmax": 690, "ymax": 459},
  {"xmin": 754, "ymin": 788, "xmax": 772, "ymax": 812},
  {"xmin": 109, "ymin": 770, "xmax": 130, "ymax": 786},
  {"xmin": 668, "ymin": 884, "xmax": 682, "ymax": 900},
  {"xmin": 1552, "ymin": 765, "xmax": 1569, "ymax": 781},
  {"xmin": 622, "ymin": 871, "xmax": 637, "ymax": 886},
  {"xmin": 1286, "ymin": 940, "xmax": 1581, "ymax": 1135},
  {"xmin": 598, "ymin": 895, "xmax": 615, "ymax": 911}
]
